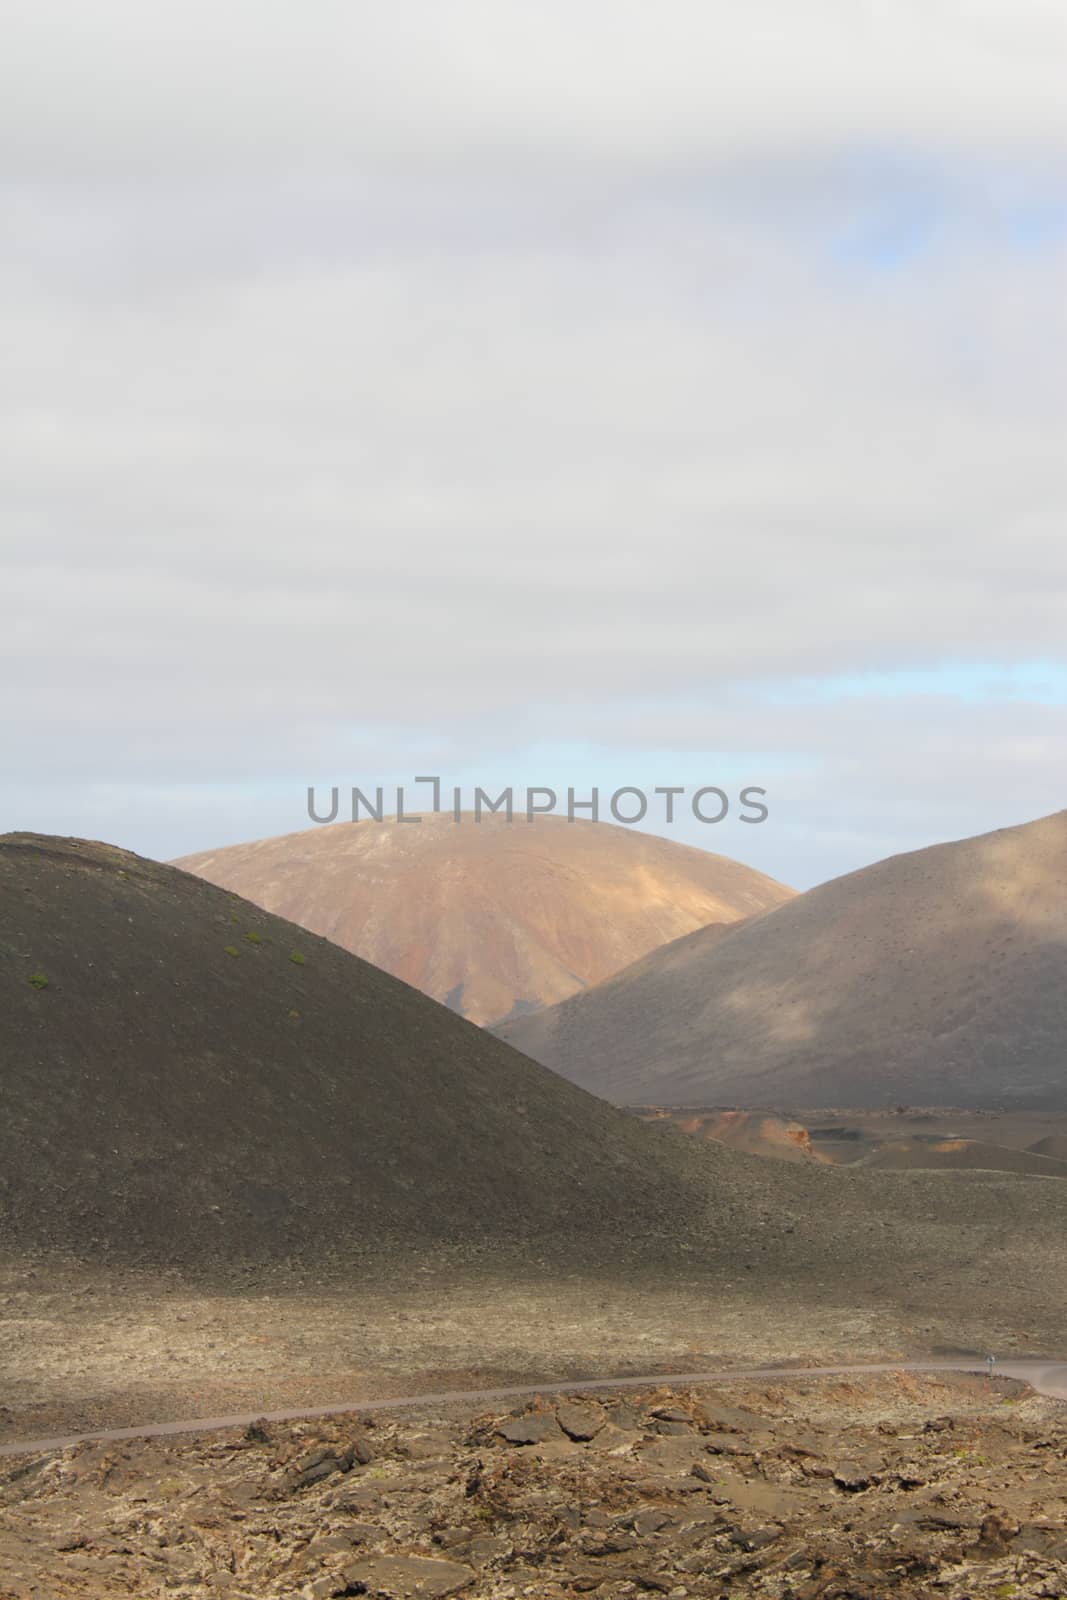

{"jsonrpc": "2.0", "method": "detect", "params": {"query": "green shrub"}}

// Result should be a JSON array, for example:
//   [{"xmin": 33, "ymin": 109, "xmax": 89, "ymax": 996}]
[
  {"xmin": 224, "ymin": 945, "xmax": 239, "ymax": 958},
  {"xmin": 27, "ymin": 972, "xmax": 49, "ymax": 990},
  {"xmin": 290, "ymin": 951, "xmax": 306, "ymax": 966},
  {"xmin": 244, "ymin": 931, "xmax": 262, "ymax": 945}
]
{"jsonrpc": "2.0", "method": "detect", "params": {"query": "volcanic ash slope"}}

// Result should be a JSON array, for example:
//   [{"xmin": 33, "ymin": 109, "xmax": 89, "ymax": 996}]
[
  {"xmin": 0, "ymin": 831, "xmax": 798, "ymax": 1272},
  {"xmin": 497, "ymin": 810, "xmax": 1067, "ymax": 1111}
]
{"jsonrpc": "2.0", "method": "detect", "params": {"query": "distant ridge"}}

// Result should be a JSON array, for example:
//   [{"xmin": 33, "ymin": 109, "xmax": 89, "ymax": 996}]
[
  {"xmin": 174, "ymin": 814, "xmax": 792, "ymax": 1024},
  {"xmin": 497, "ymin": 811, "xmax": 1067, "ymax": 1111}
]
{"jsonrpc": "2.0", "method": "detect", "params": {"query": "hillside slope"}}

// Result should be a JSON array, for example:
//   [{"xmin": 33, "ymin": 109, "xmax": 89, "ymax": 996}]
[
  {"xmin": 497, "ymin": 811, "xmax": 1067, "ymax": 1110},
  {"xmin": 0, "ymin": 832, "xmax": 775, "ymax": 1270},
  {"xmin": 174, "ymin": 815, "xmax": 792, "ymax": 1024}
]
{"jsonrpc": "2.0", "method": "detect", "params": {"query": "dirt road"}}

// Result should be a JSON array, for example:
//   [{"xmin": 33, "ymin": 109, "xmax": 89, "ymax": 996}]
[{"xmin": 2, "ymin": 1356, "xmax": 1063, "ymax": 1458}]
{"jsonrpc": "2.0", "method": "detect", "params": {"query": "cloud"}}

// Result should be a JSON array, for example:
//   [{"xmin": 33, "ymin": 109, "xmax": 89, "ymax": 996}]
[
  {"xmin": 3, "ymin": 2, "xmax": 1067, "ymax": 177},
  {"xmin": 1, "ymin": 4, "xmax": 1065, "ymax": 878}
]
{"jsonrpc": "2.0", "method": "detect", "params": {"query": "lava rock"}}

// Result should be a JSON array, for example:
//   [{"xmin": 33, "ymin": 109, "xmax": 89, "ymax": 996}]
[
  {"xmin": 339, "ymin": 1553, "xmax": 475, "ymax": 1597},
  {"xmin": 496, "ymin": 1411, "xmax": 564, "ymax": 1445}
]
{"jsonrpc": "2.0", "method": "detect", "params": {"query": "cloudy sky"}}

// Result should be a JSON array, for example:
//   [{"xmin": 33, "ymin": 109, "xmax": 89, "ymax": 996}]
[{"xmin": 2, "ymin": 1, "xmax": 1065, "ymax": 888}]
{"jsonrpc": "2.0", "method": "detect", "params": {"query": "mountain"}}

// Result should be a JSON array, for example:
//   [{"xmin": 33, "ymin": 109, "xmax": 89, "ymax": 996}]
[
  {"xmin": 0, "ymin": 831, "xmax": 791, "ymax": 1271},
  {"xmin": 496, "ymin": 811, "xmax": 1067, "ymax": 1110},
  {"xmin": 173, "ymin": 814, "xmax": 792, "ymax": 1024}
]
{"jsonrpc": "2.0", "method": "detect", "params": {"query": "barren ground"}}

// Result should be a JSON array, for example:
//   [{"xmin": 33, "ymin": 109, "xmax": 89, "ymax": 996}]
[
  {"xmin": 2, "ymin": 1254, "xmax": 1062, "ymax": 1450},
  {"xmin": 4, "ymin": 1368, "xmax": 1066, "ymax": 1598}
]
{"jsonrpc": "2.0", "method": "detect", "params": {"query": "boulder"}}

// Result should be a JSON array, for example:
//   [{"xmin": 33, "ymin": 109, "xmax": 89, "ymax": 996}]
[
  {"xmin": 557, "ymin": 1401, "xmax": 606, "ymax": 1441},
  {"xmin": 496, "ymin": 1410, "xmax": 563, "ymax": 1446},
  {"xmin": 340, "ymin": 1554, "xmax": 475, "ymax": 1597}
]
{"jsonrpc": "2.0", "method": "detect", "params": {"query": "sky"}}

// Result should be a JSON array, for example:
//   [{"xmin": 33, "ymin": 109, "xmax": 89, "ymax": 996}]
[{"xmin": 2, "ymin": 1, "xmax": 1066, "ymax": 890}]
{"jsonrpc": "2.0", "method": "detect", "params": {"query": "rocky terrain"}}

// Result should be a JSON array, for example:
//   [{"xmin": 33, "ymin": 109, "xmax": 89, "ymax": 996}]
[
  {"xmin": 4, "ymin": 1370, "xmax": 1065, "ymax": 1599},
  {"xmin": 174, "ymin": 814, "xmax": 792, "ymax": 1024},
  {"xmin": 497, "ymin": 810, "xmax": 1067, "ymax": 1109}
]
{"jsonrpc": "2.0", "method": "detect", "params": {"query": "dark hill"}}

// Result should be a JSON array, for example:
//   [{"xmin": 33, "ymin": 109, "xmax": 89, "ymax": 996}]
[
  {"xmin": 0, "ymin": 832, "xmax": 751, "ymax": 1270},
  {"xmin": 497, "ymin": 811, "xmax": 1067, "ymax": 1110}
]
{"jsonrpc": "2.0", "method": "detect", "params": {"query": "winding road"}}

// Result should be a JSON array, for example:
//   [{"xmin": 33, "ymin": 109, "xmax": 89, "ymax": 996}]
[{"xmin": 2, "ymin": 1358, "xmax": 1065, "ymax": 1460}]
